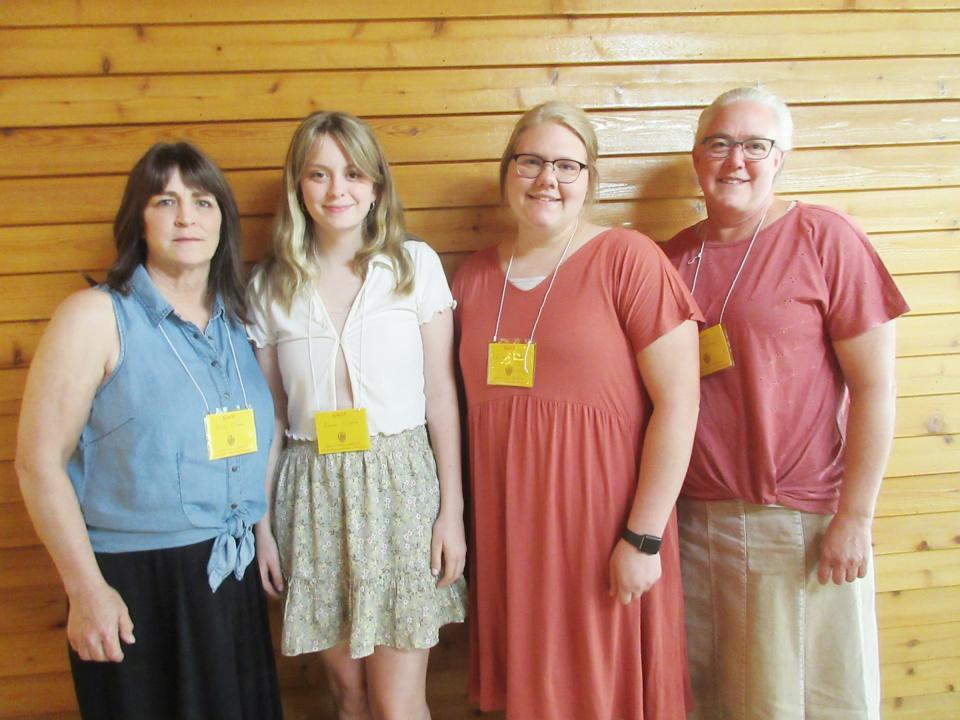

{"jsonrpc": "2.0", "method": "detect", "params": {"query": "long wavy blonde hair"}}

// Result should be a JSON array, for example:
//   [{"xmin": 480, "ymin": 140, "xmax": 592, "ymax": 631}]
[{"xmin": 255, "ymin": 111, "xmax": 414, "ymax": 311}]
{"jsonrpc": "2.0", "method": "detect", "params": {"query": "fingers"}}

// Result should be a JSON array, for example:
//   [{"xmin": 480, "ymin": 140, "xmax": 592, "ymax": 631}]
[
  {"xmin": 118, "ymin": 609, "xmax": 136, "ymax": 646},
  {"xmin": 269, "ymin": 563, "xmax": 285, "ymax": 595},
  {"xmin": 101, "ymin": 630, "xmax": 126, "ymax": 662},
  {"xmin": 430, "ymin": 539, "xmax": 443, "ymax": 580},
  {"xmin": 259, "ymin": 556, "xmax": 284, "ymax": 598},
  {"xmin": 434, "ymin": 543, "xmax": 466, "ymax": 588},
  {"xmin": 818, "ymin": 556, "xmax": 868, "ymax": 585}
]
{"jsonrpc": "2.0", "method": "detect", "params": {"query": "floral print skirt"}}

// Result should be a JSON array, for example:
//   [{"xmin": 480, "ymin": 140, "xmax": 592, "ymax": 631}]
[{"xmin": 273, "ymin": 425, "xmax": 467, "ymax": 658}]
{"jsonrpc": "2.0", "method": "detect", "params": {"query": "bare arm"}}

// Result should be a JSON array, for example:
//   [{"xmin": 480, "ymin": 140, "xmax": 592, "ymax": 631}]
[
  {"xmin": 609, "ymin": 320, "xmax": 700, "ymax": 604},
  {"xmin": 818, "ymin": 320, "xmax": 897, "ymax": 584},
  {"xmin": 15, "ymin": 289, "xmax": 135, "ymax": 662},
  {"xmin": 253, "ymin": 343, "xmax": 290, "ymax": 598},
  {"xmin": 420, "ymin": 308, "xmax": 467, "ymax": 588}
]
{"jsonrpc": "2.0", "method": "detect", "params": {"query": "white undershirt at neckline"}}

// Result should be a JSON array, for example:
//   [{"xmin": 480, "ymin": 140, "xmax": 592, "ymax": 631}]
[{"xmin": 508, "ymin": 275, "xmax": 548, "ymax": 291}]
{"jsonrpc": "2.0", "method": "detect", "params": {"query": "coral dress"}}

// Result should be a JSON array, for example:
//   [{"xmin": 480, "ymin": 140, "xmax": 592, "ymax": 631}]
[{"xmin": 453, "ymin": 228, "xmax": 699, "ymax": 720}]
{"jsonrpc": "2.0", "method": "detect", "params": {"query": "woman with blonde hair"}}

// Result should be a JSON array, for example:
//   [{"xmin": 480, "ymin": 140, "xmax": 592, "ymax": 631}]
[
  {"xmin": 454, "ymin": 101, "xmax": 701, "ymax": 719},
  {"xmin": 248, "ymin": 111, "xmax": 467, "ymax": 720}
]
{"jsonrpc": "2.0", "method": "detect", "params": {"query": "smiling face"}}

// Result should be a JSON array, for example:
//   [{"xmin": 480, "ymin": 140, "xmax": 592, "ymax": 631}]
[
  {"xmin": 299, "ymin": 134, "xmax": 378, "ymax": 242},
  {"xmin": 142, "ymin": 167, "xmax": 222, "ymax": 274},
  {"xmin": 505, "ymin": 122, "xmax": 590, "ymax": 234},
  {"xmin": 693, "ymin": 100, "xmax": 784, "ymax": 220}
]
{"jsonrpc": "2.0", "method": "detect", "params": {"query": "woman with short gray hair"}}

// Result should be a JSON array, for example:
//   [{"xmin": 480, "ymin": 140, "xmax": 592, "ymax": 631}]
[{"xmin": 664, "ymin": 87, "xmax": 907, "ymax": 720}]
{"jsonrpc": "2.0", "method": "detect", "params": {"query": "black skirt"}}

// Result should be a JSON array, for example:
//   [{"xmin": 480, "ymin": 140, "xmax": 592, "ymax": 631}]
[{"xmin": 69, "ymin": 538, "xmax": 283, "ymax": 720}]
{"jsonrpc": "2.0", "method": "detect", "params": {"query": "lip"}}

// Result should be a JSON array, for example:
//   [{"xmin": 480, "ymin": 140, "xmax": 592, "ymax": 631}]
[
  {"xmin": 323, "ymin": 204, "xmax": 355, "ymax": 213},
  {"xmin": 173, "ymin": 236, "xmax": 205, "ymax": 242},
  {"xmin": 527, "ymin": 193, "xmax": 560, "ymax": 202}
]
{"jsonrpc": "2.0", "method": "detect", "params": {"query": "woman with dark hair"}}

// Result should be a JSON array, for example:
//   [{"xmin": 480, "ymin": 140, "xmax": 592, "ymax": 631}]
[{"xmin": 15, "ymin": 142, "xmax": 282, "ymax": 719}]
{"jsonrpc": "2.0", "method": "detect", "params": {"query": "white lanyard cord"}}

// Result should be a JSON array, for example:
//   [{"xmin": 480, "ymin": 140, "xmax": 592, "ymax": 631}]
[
  {"xmin": 158, "ymin": 319, "xmax": 250, "ymax": 414},
  {"xmin": 307, "ymin": 280, "xmax": 367, "ymax": 411},
  {"xmin": 492, "ymin": 217, "xmax": 579, "ymax": 344},
  {"xmin": 690, "ymin": 206, "xmax": 768, "ymax": 325}
]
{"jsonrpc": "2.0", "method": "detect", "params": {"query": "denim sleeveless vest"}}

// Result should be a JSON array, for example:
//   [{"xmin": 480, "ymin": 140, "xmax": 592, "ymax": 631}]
[{"xmin": 67, "ymin": 265, "xmax": 274, "ymax": 590}]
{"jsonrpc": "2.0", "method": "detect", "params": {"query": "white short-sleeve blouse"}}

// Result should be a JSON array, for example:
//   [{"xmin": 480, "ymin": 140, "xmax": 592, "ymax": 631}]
[{"xmin": 247, "ymin": 240, "xmax": 454, "ymax": 439}]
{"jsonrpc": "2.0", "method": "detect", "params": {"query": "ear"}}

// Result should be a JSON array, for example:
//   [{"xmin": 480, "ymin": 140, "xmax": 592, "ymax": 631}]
[{"xmin": 771, "ymin": 148, "xmax": 786, "ymax": 178}]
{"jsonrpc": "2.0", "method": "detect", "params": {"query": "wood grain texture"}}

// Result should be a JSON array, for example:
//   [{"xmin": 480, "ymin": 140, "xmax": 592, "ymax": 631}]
[
  {"xmin": 2, "ymin": 3, "xmax": 959, "ymax": 718},
  {"xmin": 3, "ymin": 14, "xmax": 958, "ymax": 77},
  {"xmin": 5, "ymin": 0, "xmax": 960, "ymax": 26},
  {"xmin": 3, "ymin": 57, "xmax": 960, "ymax": 128},
  {"xmin": 3, "ymin": 102, "xmax": 959, "ymax": 179}
]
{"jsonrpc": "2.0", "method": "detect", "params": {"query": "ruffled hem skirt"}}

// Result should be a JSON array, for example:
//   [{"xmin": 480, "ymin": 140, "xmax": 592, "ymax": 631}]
[{"xmin": 274, "ymin": 425, "xmax": 467, "ymax": 658}]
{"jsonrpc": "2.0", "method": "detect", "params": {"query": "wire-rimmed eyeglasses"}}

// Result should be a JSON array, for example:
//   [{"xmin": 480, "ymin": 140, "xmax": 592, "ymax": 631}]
[
  {"xmin": 700, "ymin": 135, "xmax": 777, "ymax": 161},
  {"xmin": 512, "ymin": 154, "xmax": 588, "ymax": 183}
]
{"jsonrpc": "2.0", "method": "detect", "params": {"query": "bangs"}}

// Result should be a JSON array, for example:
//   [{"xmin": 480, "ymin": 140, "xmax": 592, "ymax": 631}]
[{"xmin": 146, "ymin": 145, "xmax": 222, "ymax": 198}]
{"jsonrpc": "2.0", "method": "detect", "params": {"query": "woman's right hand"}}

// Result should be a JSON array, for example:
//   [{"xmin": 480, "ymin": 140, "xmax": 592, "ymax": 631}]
[
  {"xmin": 255, "ymin": 523, "xmax": 285, "ymax": 598},
  {"xmin": 67, "ymin": 582, "xmax": 135, "ymax": 662}
]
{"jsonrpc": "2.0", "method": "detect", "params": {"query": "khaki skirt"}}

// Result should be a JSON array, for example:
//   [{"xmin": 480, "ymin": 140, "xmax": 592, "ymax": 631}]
[{"xmin": 274, "ymin": 425, "xmax": 467, "ymax": 658}]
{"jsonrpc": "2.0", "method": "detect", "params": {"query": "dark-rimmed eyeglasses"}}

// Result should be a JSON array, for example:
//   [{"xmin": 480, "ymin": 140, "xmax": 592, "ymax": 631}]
[
  {"xmin": 701, "ymin": 135, "xmax": 777, "ymax": 161},
  {"xmin": 512, "ymin": 154, "xmax": 588, "ymax": 183}
]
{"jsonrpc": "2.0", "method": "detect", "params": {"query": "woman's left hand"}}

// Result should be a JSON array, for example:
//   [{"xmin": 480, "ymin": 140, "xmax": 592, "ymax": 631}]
[
  {"xmin": 817, "ymin": 512, "xmax": 872, "ymax": 585},
  {"xmin": 431, "ymin": 509, "xmax": 467, "ymax": 588},
  {"xmin": 609, "ymin": 540, "xmax": 662, "ymax": 605}
]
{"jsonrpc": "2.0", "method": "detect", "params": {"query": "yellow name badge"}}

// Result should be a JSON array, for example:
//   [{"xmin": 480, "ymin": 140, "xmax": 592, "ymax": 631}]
[
  {"xmin": 699, "ymin": 323, "xmax": 735, "ymax": 377},
  {"xmin": 204, "ymin": 408, "xmax": 258, "ymax": 461},
  {"xmin": 315, "ymin": 408, "xmax": 372, "ymax": 455},
  {"xmin": 487, "ymin": 341, "xmax": 536, "ymax": 388}
]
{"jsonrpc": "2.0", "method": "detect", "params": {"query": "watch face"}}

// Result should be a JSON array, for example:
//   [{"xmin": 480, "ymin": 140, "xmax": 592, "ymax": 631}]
[
  {"xmin": 623, "ymin": 529, "xmax": 662, "ymax": 555},
  {"xmin": 639, "ymin": 536, "xmax": 662, "ymax": 554}
]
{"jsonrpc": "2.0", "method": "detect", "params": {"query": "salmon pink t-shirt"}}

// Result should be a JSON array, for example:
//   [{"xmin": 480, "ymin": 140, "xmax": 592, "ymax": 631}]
[{"xmin": 663, "ymin": 203, "xmax": 909, "ymax": 514}]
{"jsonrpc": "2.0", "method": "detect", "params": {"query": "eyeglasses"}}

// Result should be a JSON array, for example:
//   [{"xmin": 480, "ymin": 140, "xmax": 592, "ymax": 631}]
[
  {"xmin": 512, "ymin": 154, "xmax": 588, "ymax": 183},
  {"xmin": 701, "ymin": 135, "xmax": 777, "ymax": 161}
]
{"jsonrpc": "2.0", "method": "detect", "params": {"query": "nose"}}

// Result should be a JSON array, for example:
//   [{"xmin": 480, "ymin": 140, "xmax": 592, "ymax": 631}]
[
  {"xmin": 723, "ymin": 143, "xmax": 747, "ymax": 166},
  {"xmin": 534, "ymin": 161, "xmax": 559, "ymax": 185},
  {"xmin": 327, "ymin": 173, "xmax": 347, "ymax": 197},
  {"xmin": 174, "ymin": 203, "xmax": 195, "ymax": 226}
]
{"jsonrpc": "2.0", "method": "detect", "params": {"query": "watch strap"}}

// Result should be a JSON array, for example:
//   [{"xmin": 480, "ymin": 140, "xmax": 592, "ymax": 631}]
[{"xmin": 621, "ymin": 528, "xmax": 662, "ymax": 555}]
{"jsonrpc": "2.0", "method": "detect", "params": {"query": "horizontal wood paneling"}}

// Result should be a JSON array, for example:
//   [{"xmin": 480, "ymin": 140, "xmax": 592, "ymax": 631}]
[
  {"xmin": 4, "ymin": 102, "xmax": 960, "ymax": 180},
  {"xmin": 868, "ymin": 512, "xmax": 960, "ymax": 555},
  {"xmin": 3, "ymin": 14, "xmax": 958, "ymax": 78},
  {"xmin": 3, "ymin": 3, "xmax": 958, "ymax": 718},
  {"xmin": 4, "ymin": 144, "xmax": 960, "ymax": 226},
  {"xmin": 877, "ymin": 586, "xmax": 960, "ymax": 628},
  {"xmin": 876, "ymin": 549, "xmax": 960, "ymax": 592},
  {"xmin": 895, "ymin": 356, "xmax": 960, "ymax": 398},
  {"xmin": 880, "ymin": 622, "xmax": 960, "ymax": 664},
  {"xmin": 4, "ymin": 149, "xmax": 959, "ymax": 231},
  {"xmin": 4, "ymin": 57, "xmax": 960, "ymax": 128},
  {"xmin": 875, "ymin": 473, "xmax": 960, "ymax": 517},
  {"xmin": 5, "ymin": 0, "xmax": 960, "ymax": 26},
  {"xmin": 880, "ymin": 656, "xmax": 960, "ymax": 699},
  {"xmin": 882, "ymin": 693, "xmax": 960, "ymax": 719},
  {"xmin": 895, "ymin": 394, "xmax": 960, "ymax": 438}
]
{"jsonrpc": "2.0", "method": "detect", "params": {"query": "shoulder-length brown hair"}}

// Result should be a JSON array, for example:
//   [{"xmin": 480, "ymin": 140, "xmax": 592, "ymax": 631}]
[{"xmin": 106, "ymin": 142, "xmax": 248, "ymax": 323}]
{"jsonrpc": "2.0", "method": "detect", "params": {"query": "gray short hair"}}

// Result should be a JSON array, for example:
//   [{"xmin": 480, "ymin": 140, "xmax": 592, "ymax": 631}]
[{"xmin": 695, "ymin": 86, "xmax": 794, "ymax": 152}]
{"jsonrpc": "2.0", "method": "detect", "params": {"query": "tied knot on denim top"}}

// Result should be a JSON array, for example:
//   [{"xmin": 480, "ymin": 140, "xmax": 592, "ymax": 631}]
[{"xmin": 208, "ymin": 507, "xmax": 255, "ymax": 591}]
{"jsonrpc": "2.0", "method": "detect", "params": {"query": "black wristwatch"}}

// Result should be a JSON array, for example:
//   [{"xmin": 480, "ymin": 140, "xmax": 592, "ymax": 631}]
[{"xmin": 621, "ymin": 528, "xmax": 662, "ymax": 555}]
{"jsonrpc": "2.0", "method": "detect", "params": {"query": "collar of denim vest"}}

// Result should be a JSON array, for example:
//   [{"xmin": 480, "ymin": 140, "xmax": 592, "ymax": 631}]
[{"xmin": 129, "ymin": 264, "xmax": 226, "ymax": 327}]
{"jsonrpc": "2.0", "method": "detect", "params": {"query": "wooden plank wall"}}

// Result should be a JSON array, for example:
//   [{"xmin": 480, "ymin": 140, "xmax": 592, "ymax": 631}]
[{"xmin": 1, "ymin": 1, "xmax": 958, "ymax": 718}]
